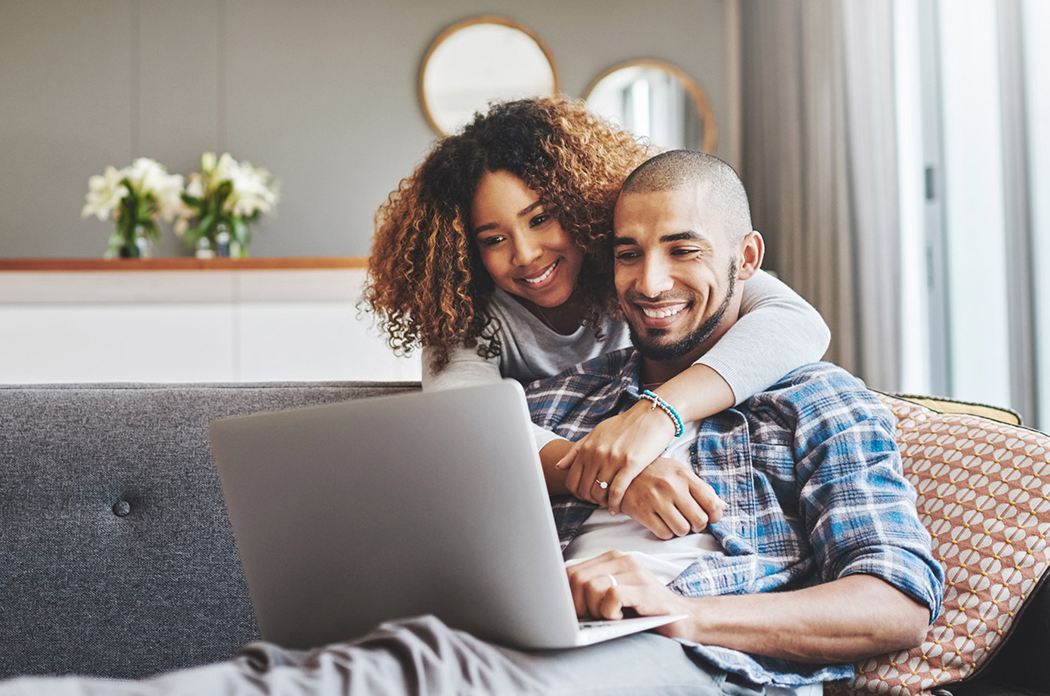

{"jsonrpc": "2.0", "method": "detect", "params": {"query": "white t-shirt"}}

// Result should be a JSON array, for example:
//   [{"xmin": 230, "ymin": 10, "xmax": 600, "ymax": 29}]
[{"xmin": 562, "ymin": 423, "xmax": 724, "ymax": 584}]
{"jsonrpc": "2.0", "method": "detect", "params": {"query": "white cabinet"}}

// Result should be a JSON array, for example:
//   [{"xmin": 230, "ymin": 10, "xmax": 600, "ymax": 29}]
[{"xmin": 0, "ymin": 265, "xmax": 421, "ymax": 384}]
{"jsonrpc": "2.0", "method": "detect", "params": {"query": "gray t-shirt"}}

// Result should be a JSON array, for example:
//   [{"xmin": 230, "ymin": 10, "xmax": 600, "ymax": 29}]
[{"xmin": 422, "ymin": 269, "xmax": 829, "ymax": 449}]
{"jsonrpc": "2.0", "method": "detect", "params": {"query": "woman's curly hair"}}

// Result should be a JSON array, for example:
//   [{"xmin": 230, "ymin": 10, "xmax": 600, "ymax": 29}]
[{"xmin": 363, "ymin": 96, "xmax": 652, "ymax": 371}]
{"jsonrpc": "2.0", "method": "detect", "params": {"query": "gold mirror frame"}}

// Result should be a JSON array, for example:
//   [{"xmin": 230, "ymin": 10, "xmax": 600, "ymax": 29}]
[
  {"xmin": 419, "ymin": 16, "xmax": 561, "ymax": 137},
  {"xmin": 584, "ymin": 59, "xmax": 717, "ymax": 154}
]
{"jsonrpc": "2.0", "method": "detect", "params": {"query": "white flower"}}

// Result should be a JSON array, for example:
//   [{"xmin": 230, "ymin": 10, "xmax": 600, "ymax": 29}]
[
  {"xmin": 224, "ymin": 160, "xmax": 280, "ymax": 217},
  {"xmin": 185, "ymin": 173, "xmax": 205, "ymax": 199},
  {"xmin": 155, "ymin": 174, "xmax": 189, "ymax": 223},
  {"xmin": 125, "ymin": 157, "xmax": 164, "ymax": 193},
  {"xmin": 81, "ymin": 165, "xmax": 129, "ymax": 221},
  {"xmin": 212, "ymin": 152, "xmax": 238, "ymax": 184},
  {"xmin": 200, "ymin": 151, "xmax": 217, "ymax": 174}
]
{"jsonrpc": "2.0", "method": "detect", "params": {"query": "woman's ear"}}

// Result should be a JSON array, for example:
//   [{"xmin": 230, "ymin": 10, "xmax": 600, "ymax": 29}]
[{"xmin": 736, "ymin": 230, "xmax": 764, "ymax": 281}]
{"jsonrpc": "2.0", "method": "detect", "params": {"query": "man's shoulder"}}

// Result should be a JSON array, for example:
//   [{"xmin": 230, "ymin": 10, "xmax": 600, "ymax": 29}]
[
  {"xmin": 767, "ymin": 361, "xmax": 872, "ymax": 399},
  {"xmin": 746, "ymin": 361, "xmax": 892, "ymax": 427}
]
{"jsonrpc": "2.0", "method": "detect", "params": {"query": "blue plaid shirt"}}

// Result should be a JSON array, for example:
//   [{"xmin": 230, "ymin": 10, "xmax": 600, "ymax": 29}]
[{"xmin": 526, "ymin": 349, "xmax": 944, "ymax": 687}]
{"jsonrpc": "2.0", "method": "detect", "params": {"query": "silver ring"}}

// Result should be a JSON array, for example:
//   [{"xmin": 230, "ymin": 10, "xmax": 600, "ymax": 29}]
[
  {"xmin": 596, "ymin": 478, "xmax": 609, "ymax": 490},
  {"xmin": 606, "ymin": 574, "xmax": 618, "ymax": 588}
]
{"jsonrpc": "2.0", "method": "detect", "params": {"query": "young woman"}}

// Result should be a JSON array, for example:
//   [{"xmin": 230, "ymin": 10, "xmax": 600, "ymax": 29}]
[{"xmin": 365, "ymin": 97, "xmax": 829, "ymax": 526}]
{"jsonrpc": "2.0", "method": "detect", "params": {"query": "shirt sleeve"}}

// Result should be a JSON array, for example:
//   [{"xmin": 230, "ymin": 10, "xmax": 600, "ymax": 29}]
[
  {"xmin": 421, "ymin": 344, "xmax": 567, "ymax": 451},
  {"xmin": 695, "ymin": 269, "xmax": 831, "ymax": 405},
  {"xmin": 788, "ymin": 369, "xmax": 945, "ymax": 622}
]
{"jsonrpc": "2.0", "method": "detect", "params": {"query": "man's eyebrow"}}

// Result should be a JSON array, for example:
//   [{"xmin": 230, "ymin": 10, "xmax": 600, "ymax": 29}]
[
  {"xmin": 661, "ymin": 231, "xmax": 705, "ymax": 243},
  {"xmin": 612, "ymin": 231, "xmax": 707, "ymax": 246},
  {"xmin": 472, "ymin": 201, "xmax": 544, "ymax": 236}
]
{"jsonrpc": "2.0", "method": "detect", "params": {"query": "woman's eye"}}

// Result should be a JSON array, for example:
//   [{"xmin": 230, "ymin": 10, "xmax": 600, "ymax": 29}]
[
  {"xmin": 530, "ymin": 213, "xmax": 550, "ymax": 227},
  {"xmin": 480, "ymin": 236, "xmax": 505, "ymax": 247}
]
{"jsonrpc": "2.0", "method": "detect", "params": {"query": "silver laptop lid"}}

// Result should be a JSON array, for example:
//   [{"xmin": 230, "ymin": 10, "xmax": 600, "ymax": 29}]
[{"xmin": 208, "ymin": 381, "xmax": 582, "ymax": 649}]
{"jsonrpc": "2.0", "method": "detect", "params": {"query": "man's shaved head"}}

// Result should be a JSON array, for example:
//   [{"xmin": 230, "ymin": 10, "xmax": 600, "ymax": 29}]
[{"xmin": 619, "ymin": 150, "xmax": 753, "ymax": 242}]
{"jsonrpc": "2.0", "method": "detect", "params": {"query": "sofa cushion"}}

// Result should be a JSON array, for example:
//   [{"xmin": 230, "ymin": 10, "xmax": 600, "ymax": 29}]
[
  {"xmin": 827, "ymin": 395, "xmax": 1050, "ymax": 696},
  {"xmin": 0, "ymin": 382, "xmax": 418, "ymax": 681}
]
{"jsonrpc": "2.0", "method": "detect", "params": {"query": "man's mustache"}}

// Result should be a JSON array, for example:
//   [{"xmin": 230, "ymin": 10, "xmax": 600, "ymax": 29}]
[{"xmin": 622, "ymin": 290, "xmax": 694, "ymax": 305}]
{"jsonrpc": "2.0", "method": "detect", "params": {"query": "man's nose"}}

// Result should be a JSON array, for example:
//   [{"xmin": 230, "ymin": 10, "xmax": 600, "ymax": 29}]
[{"xmin": 636, "ymin": 257, "xmax": 674, "ymax": 297}]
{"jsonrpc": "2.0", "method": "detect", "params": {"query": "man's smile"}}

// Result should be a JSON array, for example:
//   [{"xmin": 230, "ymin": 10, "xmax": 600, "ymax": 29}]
[{"xmin": 636, "ymin": 302, "xmax": 690, "ymax": 330}]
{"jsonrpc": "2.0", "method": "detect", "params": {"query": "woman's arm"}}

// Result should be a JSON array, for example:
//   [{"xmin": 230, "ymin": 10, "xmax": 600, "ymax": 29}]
[
  {"xmin": 681, "ymin": 269, "xmax": 831, "ymax": 408},
  {"xmin": 561, "ymin": 270, "xmax": 830, "ymax": 514}
]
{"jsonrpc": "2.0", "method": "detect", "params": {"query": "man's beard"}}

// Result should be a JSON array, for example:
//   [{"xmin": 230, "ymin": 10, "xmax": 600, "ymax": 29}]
[{"xmin": 627, "ymin": 262, "xmax": 737, "ymax": 362}]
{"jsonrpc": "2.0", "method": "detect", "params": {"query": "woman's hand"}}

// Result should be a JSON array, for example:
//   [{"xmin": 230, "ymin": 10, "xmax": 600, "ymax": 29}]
[{"xmin": 555, "ymin": 399, "xmax": 679, "ymax": 513}]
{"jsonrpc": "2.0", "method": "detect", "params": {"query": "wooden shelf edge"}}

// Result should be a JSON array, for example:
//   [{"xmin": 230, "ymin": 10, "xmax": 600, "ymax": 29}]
[{"xmin": 0, "ymin": 257, "xmax": 369, "ymax": 272}]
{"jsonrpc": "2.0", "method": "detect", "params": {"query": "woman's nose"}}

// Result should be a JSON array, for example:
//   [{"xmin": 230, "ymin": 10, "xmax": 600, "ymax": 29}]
[{"xmin": 511, "ymin": 235, "xmax": 542, "ymax": 266}]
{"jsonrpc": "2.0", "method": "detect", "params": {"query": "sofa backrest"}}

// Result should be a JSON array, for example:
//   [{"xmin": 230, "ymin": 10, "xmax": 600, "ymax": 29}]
[{"xmin": 0, "ymin": 382, "xmax": 419, "ymax": 681}]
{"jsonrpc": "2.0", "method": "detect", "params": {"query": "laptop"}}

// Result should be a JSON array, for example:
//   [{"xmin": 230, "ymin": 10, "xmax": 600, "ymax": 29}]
[{"xmin": 207, "ymin": 380, "xmax": 685, "ymax": 650}]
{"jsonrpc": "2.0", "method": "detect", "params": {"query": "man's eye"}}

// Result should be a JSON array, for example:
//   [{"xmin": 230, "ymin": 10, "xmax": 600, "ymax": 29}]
[{"xmin": 672, "ymin": 248, "xmax": 701, "ymax": 257}]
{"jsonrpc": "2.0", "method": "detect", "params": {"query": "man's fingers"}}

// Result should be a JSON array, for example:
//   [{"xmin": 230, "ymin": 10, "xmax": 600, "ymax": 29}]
[
  {"xmin": 689, "ymin": 478, "xmax": 726, "ymax": 525},
  {"xmin": 657, "ymin": 504, "xmax": 692, "ymax": 538},
  {"xmin": 674, "ymin": 495, "xmax": 710, "ymax": 534},
  {"xmin": 584, "ymin": 575, "xmax": 617, "ymax": 619},
  {"xmin": 635, "ymin": 508, "xmax": 675, "ymax": 540},
  {"xmin": 598, "ymin": 584, "xmax": 625, "ymax": 620}
]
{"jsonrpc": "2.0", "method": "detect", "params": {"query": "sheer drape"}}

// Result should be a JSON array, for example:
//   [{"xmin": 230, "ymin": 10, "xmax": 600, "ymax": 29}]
[{"xmin": 741, "ymin": 0, "xmax": 901, "ymax": 390}]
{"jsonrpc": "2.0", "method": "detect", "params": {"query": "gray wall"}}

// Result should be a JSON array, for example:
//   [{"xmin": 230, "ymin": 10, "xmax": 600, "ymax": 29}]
[{"xmin": 0, "ymin": 0, "xmax": 735, "ymax": 259}]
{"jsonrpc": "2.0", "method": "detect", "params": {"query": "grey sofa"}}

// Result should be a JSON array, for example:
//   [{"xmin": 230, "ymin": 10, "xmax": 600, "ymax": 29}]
[
  {"xmin": 0, "ymin": 381, "xmax": 417, "ymax": 681},
  {"xmin": 1, "ymin": 382, "xmax": 1049, "ymax": 696}
]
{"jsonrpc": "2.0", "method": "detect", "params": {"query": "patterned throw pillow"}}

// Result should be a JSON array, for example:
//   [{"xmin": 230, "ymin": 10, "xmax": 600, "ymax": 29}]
[{"xmin": 826, "ymin": 395, "xmax": 1050, "ymax": 696}]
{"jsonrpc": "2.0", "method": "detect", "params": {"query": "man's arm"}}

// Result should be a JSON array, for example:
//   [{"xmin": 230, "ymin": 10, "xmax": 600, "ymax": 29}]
[{"xmin": 567, "ymin": 551, "xmax": 929, "ymax": 663}]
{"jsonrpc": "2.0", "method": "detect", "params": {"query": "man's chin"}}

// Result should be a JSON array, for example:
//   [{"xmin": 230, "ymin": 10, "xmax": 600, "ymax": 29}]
[{"xmin": 629, "ymin": 327, "xmax": 699, "ymax": 362}]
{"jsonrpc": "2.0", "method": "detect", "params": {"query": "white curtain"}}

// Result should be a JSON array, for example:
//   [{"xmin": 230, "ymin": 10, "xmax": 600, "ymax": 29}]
[{"xmin": 741, "ymin": 0, "xmax": 901, "ymax": 391}]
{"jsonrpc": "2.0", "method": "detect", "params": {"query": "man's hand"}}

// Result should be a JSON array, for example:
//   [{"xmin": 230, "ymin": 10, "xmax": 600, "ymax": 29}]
[
  {"xmin": 619, "ymin": 457, "xmax": 725, "ymax": 538},
  {"xmin": 555, "ymin": 400, "xmax": 680, "ymax": 512},
  {"xmin": 565, "ymin": 551, "xmax": 694, "ymax": 640}
]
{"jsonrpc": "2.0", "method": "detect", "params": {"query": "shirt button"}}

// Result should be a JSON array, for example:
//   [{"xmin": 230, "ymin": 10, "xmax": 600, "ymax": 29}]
[{"xmin": 112, "ymin": 501, "xmax": 132, "ymax": 517}]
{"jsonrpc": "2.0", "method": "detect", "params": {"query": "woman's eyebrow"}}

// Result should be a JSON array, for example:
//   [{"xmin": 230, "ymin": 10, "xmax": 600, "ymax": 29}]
[
  {"xmin": 517, "ymin": 200, "xmax": 542, "ymax": 217},
  {"xmin": 474, "ymin": 201, "xmax": 544, "ymax": 236}
]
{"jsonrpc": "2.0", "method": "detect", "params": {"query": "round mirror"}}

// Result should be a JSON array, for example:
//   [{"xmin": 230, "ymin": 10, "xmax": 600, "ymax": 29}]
[
  {"xmin": 585, "ymin": 60, "xmax": 717, "ymax": 153},
  {"xmin": 419, "ymin": 17, "xmax": 560, "ymax": 136}
]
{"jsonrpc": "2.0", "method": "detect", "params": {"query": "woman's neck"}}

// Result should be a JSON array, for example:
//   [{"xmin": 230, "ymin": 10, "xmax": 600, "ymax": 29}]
[{"xmin": 511, "ymin": 292, "xmax": 585, "ymax": 335}]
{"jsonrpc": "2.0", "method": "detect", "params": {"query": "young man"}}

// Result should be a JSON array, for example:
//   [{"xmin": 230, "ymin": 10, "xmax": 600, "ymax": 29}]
[
  {"xmin": 0, "ymin": 152, "xmax": 942, "ymax": 696},
  {"xmin": 531, "ymin": 150, "xmax": 943, "ymax": 688}
]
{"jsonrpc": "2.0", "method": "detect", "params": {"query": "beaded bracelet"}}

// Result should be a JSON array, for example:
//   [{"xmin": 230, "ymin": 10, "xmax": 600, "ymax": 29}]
[{"xmin": 639, "ymin": 390, "xmax": 684, "ymax": 437}]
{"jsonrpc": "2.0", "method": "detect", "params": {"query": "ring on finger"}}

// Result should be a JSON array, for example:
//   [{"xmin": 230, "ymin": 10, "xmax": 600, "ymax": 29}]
[
  {"xmin": 606, "ymin": 574, "xmax": 618, "ymax": 588},
  {"xmin": 595, "ymin": 478, "xmax": 609, "ymax": 490}
]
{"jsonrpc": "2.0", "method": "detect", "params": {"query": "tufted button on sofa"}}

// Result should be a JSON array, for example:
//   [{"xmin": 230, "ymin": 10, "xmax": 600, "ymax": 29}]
[{"xmin": 1, "ymin": 383, "xmax": 1047, "ymax": 695}]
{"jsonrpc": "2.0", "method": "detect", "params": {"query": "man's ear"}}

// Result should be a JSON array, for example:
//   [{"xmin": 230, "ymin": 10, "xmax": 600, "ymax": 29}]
[{"xmin": 736, "ymin": 230, "xmax": 764, "ymax": 281}]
